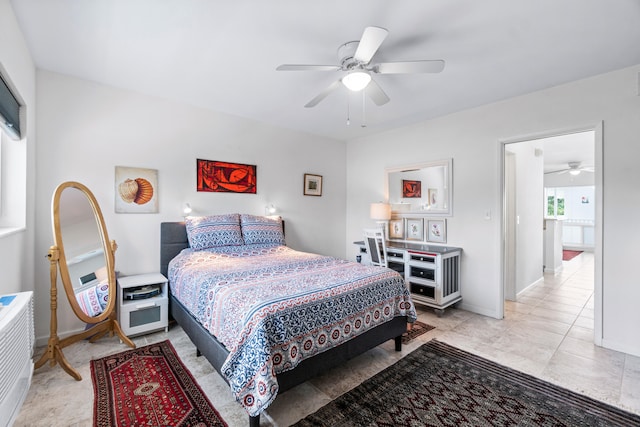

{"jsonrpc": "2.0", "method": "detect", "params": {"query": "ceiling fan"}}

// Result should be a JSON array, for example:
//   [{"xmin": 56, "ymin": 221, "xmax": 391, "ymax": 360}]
[
  {"xmin": 276, "ymin": 26, "xmax": 445, "ymax": 108},
  {"xmin": 545, "ymin": 161, "xmax": 594, "ymax": 176}
]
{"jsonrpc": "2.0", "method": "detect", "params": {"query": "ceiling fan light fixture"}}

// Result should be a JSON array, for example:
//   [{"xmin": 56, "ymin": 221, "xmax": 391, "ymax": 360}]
[
  {"xmin": 569, "ymin": 169, "xmax": 581, "ymax": 176},
  {"xmin": 342, "ymin": 70, "xmax": 371, "ymax": 92}
]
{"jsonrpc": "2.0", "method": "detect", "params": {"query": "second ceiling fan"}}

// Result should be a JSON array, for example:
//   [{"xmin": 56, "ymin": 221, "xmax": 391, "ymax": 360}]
[{"xmin": 276, "ymin": 26, "xmax": 445, "ymax": 108}]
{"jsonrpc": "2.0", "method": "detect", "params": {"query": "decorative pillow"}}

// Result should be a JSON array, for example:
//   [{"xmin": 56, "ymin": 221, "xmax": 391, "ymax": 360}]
[
  {"xmin": 186, "ymin": 214, "xmax": 244, "ymax": 250},
  {"xmin": 240, "ymin": 214, "xmax": 285, "ymax": 245}
]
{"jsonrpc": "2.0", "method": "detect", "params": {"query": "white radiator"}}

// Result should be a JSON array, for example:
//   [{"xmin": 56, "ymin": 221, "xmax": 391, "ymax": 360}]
[{"xmin": 0, "ymin": 292, "xmax": 34, "ymax": 427}]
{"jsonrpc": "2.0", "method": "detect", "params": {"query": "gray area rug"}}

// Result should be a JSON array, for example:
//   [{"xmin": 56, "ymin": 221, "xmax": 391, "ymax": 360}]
[{"xmin": 293, "ymin": 340, "xmax": 640, "ymax": 426}]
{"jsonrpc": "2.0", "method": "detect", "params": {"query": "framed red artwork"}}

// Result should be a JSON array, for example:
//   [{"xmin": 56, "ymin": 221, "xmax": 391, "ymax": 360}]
[
  {"xmin": 197, "ymin": 159, "xmax": 257, "ymax": 194},
  {"xmin": 402, "ymin": 180, "xmax": 422, "ymax": 198}
]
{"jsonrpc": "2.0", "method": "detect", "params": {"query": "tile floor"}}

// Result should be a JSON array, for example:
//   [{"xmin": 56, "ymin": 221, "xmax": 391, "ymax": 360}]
[{"xmin": 15, "ymin": 252, "xmax": 640, "ymax": 426}]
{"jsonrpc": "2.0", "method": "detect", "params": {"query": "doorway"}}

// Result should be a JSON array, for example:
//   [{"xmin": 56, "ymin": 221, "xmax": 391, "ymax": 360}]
[{"xmin": 501, "ymin": 125, "xmax": 603, "ymax": 345}]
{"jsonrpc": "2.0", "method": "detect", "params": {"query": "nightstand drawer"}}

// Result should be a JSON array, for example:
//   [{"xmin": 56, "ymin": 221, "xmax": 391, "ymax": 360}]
[{"xmin": 119, "ymin": 295, "xmax": 168, "ymax": 336}]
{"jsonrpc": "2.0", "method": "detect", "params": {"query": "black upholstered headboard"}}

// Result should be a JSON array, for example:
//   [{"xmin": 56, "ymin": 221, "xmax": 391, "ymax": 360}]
[{"xmin": 160, "ymin": 222, "xmax": 188, "ymax": 278}]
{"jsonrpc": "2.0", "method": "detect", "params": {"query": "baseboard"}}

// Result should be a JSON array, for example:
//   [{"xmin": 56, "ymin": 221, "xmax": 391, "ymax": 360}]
[
  {"xmin": 516, "ymin": 276, "xmax": 544, "ymax": 298},
  {"xmin": 601, "ymin": 338, "xmax": 640, "ymax": 358},
  {"xmin": 35, "ymin": 326, "xmax": 87, "ymax": 347},
  {"xmin": 457, "ymin": 302, "xmax": 502, "ymax": 320}
]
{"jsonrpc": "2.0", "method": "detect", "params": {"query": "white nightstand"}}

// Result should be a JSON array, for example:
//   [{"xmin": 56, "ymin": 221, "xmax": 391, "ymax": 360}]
[{"xmin": 117, "ymin": 273, "xmax": 168, "ymax": 337}]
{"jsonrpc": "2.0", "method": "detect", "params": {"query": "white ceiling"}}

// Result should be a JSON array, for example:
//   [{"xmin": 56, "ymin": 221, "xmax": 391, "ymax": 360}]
[{"xmin": 10, "ymin": 0, "xmax": 640, "ymax": 146}]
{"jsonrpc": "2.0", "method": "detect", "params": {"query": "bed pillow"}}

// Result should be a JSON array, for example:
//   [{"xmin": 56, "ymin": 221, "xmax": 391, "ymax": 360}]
[
  {"xmin": 185, "ymin": 214, "xmax": 244, "ymax": 250},
  {"xmin": 240, "ymin": 214, "xmax": 285, "ymax": 245},
  {"xmin": 75, "ymin": 285, "xmax": 104, "ymax": 317}
]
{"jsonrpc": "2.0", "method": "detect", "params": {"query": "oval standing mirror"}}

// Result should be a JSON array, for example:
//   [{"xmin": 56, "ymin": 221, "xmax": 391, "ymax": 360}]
[
  {"xmin": 54, "ymin": 182, "xmax": 115, "ymax": 323},
  {"xmin": 35, "ymin": 181, "xmax": 134, "ymax": 380}
]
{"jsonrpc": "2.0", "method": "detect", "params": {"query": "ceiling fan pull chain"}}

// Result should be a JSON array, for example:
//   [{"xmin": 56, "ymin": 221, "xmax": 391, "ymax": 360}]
[
  {"xmin": 346, "ymin": 94, "xmax": 351, "ymax": 126},
  {"xmin": 361, "ymin": 91, "xmax": 367, "ymax": 128}
]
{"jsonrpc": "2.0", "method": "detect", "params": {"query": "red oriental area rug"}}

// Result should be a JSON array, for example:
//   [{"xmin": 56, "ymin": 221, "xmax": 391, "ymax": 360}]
[
  {"xmin": 91, "ymin": 340, "xmax": 227, "ymax": 427},
  {"xmin": 563, "ymin": 249, "xmax": 583, "ymax": 261}
]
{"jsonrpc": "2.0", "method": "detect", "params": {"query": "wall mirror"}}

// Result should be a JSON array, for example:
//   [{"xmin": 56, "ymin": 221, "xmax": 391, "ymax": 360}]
[
  {"xmin": 385, "ymin": 158, "xmax": 453, "ymax": 216},
  {"xmin": 35, "ymin": 181, "xmax": 134, "ymax": 380}
]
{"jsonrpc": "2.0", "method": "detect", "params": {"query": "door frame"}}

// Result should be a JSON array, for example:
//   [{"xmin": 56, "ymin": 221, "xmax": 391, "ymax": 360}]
[{"xmin": 500, "ymin": 122, "xmax": 603, "ymax": 345}]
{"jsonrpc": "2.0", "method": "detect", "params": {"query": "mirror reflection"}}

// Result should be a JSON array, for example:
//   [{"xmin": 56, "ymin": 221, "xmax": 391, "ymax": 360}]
[
  {"xmin": 386, "ymin": 159, "xmax": 453, "ymax": 216},
  {"xmin": 59, "ymin": 188, "xmax": 110, "ymax": 317}
]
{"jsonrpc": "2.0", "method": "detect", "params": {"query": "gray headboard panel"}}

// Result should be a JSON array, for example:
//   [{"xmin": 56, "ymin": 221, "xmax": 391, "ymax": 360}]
[{"xmin": 160, "ymin": 222, "xmax": 188, "ymax": 278}]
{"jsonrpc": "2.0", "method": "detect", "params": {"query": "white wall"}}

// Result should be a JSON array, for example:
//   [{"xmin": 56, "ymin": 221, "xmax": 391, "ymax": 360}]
[
  {"xmin": 346, "ymin": 64, "xmax": 640, "ymax": 356},
  {"xmin": 0, "ymin": 0, "xmax": 36, "ymax": 296},
  {"xmin": 34, "ymin": 71, "xmax": 346, "ymax": 342},
  {"xmin": 507, "ymin": 141, "xmax": 544, "ymax": 295}
]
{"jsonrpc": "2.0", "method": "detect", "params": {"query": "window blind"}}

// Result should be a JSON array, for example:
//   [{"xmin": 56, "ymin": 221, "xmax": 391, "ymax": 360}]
[{"xmin": 0, "ymin": 73, "xmax": 21, "ymax": 140}]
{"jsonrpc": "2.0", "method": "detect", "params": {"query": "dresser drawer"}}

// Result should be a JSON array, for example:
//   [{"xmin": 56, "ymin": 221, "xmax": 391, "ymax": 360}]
[
  {"xmin": 409, "ymin": 253, "xmax": 436, "ymax": 263},
  {"xmin": 409, "ymin": 266, "xmax": 435, "ymax": 281},
  {"xmin": 388, "ymin": 260, "xmax": 405, "ymax": 275},
  {"xmin": 410, "ymin": 282, "xmax": 436, "ymax": 299}
]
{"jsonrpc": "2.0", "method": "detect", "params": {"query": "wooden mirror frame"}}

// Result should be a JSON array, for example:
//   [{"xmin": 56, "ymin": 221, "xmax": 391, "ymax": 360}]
[
  {"xmin": 35, "ymin": 181, "xmax": 134, "ymax": 380},
  {"xmin": 53, "ymin": 181, "xmax": 116, "ymax": 323}
]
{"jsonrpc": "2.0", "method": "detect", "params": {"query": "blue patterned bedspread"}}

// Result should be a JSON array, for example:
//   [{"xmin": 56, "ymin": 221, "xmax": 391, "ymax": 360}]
[{"xmin": 168, "ymin": 244, "xmax": 416, "ymax": 416}]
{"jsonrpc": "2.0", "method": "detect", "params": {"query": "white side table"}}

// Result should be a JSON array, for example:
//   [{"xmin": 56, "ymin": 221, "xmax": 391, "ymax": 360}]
[{"xmin": 117, "ymin": 273, "xmax": 168, "ymax": 337}]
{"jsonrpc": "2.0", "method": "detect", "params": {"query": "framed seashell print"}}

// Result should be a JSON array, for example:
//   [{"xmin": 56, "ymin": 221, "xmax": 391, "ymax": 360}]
[{"xmin": 115, "ymin": 166, "xmax": 159, "ymax": 213}]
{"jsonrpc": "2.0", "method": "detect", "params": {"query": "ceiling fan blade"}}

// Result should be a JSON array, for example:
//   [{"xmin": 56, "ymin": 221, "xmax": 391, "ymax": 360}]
[
  {"xmin": 375, "ymin": 60, "xmax": 445, "ymax": 74},
  {"xmin": 365, "ymin": 79, "xmax": 390, "ymax": 106},
  {"xmin": 304, "ymin": 80, "xmax": 341, "ymax": 108},
  {"xmin": 354, "ymin": 26, "xmax": 388, "ymax": 64},
  {"xmin": 544, "ymin": 169, "xmax": 569, "ymax": 175},
  {"xmin": 277, "ymin": 64, "xmax": 341, "ymax": 71}
]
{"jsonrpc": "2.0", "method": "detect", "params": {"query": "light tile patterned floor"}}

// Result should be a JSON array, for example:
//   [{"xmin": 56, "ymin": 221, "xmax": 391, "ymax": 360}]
[{"xmin": 15, "ymin": 252, "xmax": 640, "ymax": 426}]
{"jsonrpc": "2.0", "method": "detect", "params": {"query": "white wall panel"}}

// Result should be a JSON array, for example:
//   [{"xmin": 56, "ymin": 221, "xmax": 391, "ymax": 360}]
[{"xmin": 34, "ymin": 71, "xmax": 346, "ymax": 341}]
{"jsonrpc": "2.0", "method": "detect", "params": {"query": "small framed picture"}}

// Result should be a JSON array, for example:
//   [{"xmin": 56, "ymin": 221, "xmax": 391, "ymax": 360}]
[
  {"xmin": 406, "ymin": 218, "xmax": 424, "ymax": 241},
  {"xmin": 427, "ymin": 219, "xmax": 447, "ymax": 243},
  {"xmin": 389, "ymin": 219, "xmax": 404, "ymax": 239},
  {"xmin": 304, "ymin": 174, "xmax": 323, "ymax": 196},
  {"xmin": 428, "ymin": 188, "xmax": 438, "ymax": 207}
]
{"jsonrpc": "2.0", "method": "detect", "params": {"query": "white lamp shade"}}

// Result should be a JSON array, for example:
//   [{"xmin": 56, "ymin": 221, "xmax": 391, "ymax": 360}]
[
  {"xmin": 342, "ymin": 71, "xmax": 372, "ymax": 92},
  {"xmin": 370, "ymin": 202, "xmax": 391, "ymax": 220}
]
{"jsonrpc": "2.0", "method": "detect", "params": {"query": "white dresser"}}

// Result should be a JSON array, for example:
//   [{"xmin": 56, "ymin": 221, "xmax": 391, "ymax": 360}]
[{"xmin": 355, "ymin": 241, "xmax": 462, "ymax": 316}]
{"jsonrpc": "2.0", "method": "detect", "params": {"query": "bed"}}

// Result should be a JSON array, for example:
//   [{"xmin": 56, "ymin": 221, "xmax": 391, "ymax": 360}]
[{"xmin": 160, "ymin": 214, "xmax": 416, "ymax": 427}]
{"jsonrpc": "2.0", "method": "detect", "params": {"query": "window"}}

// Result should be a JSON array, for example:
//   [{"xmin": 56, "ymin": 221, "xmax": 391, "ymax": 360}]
[
  {"xmin": 545, "ymin": 188, "xmax": 565, "ymax": 218},
  {"xmin": 0, "ymin": 65, "xmax": 26, "ymax": 233}
]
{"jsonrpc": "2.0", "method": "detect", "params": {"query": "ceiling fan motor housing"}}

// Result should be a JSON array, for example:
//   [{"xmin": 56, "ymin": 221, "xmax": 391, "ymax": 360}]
[
  {"xmin": 337, "ymin": 41, "xmax": 362, "ymax": 70},
  {"xmin": 568, "ymin": 161, "xmax": 581, "ymax": 169}
]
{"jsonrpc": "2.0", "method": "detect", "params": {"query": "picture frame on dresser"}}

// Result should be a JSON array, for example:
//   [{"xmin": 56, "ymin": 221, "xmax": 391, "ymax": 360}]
[
  {"xmin": 389, "ymin": 219, "xmax": 404, "ymax": 239},
  {"xmin": 427, "ymin": 219, "xmax": 447, "ymax": 243},
  {"xmin": 406, "ymin": 218, "xmax": 424, "ymax": 241}
]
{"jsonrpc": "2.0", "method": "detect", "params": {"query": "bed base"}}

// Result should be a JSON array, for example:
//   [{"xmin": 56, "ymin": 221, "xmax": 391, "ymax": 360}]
[
  {"xmin": 171, "ymin": 294, "xmax": 406, "ymax": 426},
  {"xmin": 161, "ymin": 222, "xmax": 407, "ymax": 426}
]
